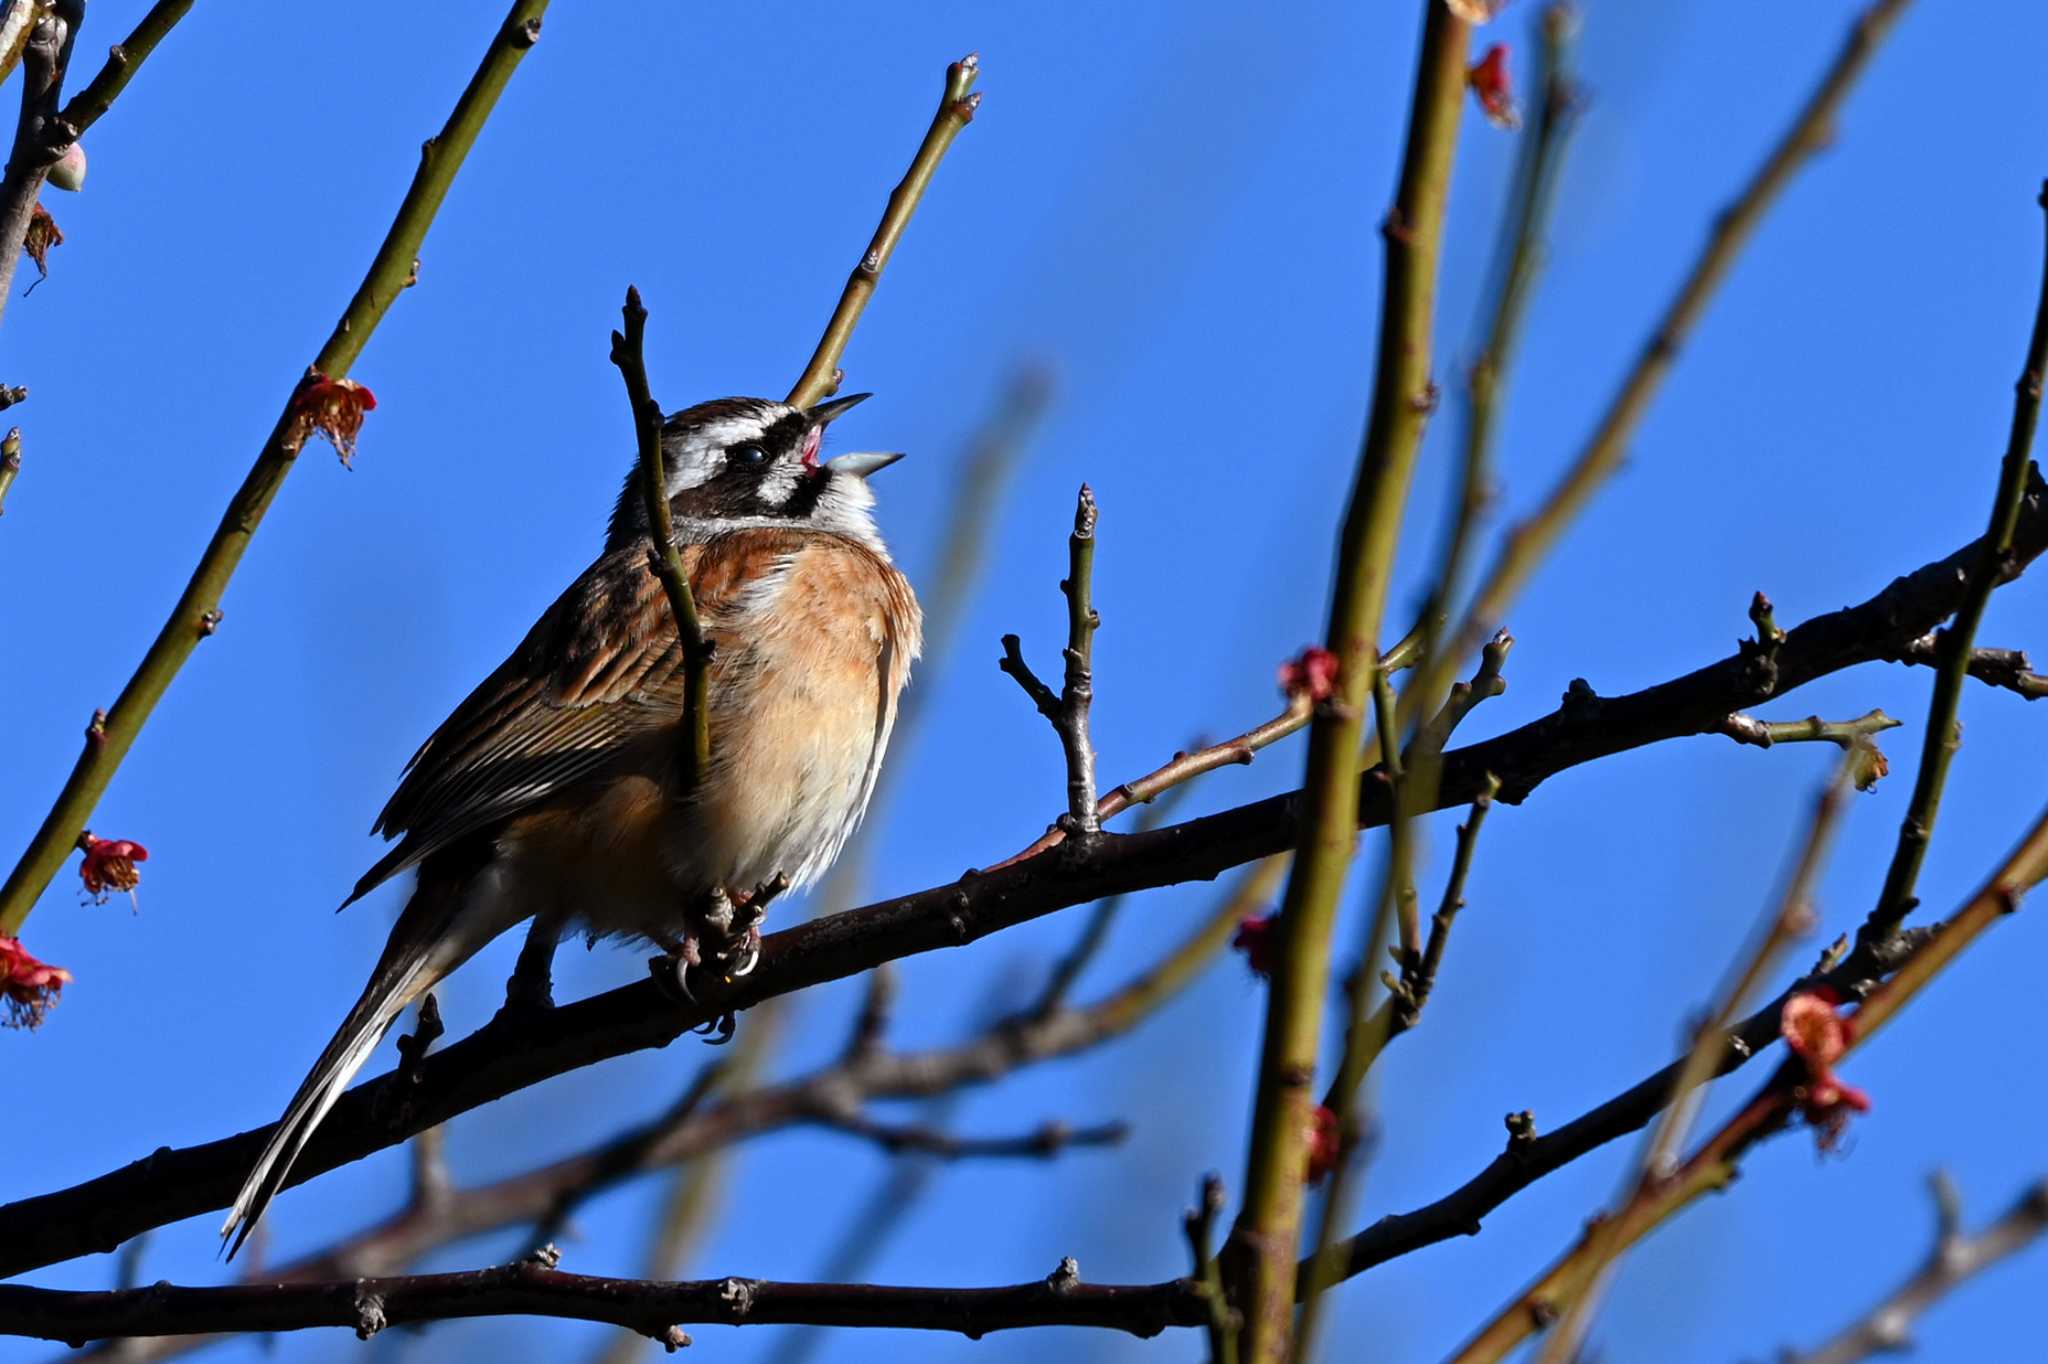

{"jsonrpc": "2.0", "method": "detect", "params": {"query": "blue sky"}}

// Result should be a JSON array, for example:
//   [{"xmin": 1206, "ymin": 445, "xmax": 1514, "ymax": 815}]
[{"xmin": 5, "ymin": 2, "xmax": 2048, "ymax": 1361}]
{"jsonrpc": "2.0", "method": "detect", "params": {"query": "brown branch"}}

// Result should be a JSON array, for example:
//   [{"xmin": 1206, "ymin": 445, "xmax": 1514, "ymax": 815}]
[
  {"xmin": 611, "ymin": 286, "xmax": 712, "ymax": 785},
  {"xmin": 0, "ymin": 0, "xmax": 77, "ymax": 326},
  {"xmin": 999, "ymin": 485, "xmax": 1102, "ymax": 835},
  {"xmin": 1892, "ymin": 631, "xmax": 2048, "ymax": 700},
  {"xmin": 5, "ymin": 475, "xmax": 2044, "ymax": 1278},
  {"xmin": 0, "ymin": 1264, "xmax": 1212, "ymax": 1347},
  {"xmin": 54, "ymin": 870, "xmax": 1264, "ymax": 1364},
  {"xmin": 813, "ymin": 1112, "xmax": 1129, "ymax": 1161},
  {"xmin": 785, "ymin": 53, "xmax": 980, "ymax": 409},
  {"xmin": 1784, "ymin": 1174, "xmax": 2048, "ymax": 1364},
  {"xmin": 1531, "ymin": 756, "xmax": 1851, "ymax": 1362}
]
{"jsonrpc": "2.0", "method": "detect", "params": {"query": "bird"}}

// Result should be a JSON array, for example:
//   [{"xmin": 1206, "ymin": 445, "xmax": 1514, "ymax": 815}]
[{"xmin": 220, "ymin": 392, "xmax": 921, "ymax": 1256}]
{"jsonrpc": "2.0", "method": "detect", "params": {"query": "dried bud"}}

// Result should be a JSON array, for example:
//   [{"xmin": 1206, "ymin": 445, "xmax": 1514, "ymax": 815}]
[
  {"xmin": 1468, "ymin": 45, "xmax": 1519, "ymax": 129},
  {"xmin": 287, "ymin": 371, "xmax": 378, "ymax": 467},
  {"xmin": 1849, "ymin": 739, "xmax": 1890, "ymax": 792},
  {"xmin": 1780, "ymin": 991, "xmax": 1871, "ymax": 1151},
  {"xmin": 46, "ymin": 142, "xmax": 86, "ymax": 193},
  {"xmin": 0, "ymin": 936, "xmax": 72, "ymax": 1029},
  {"xmin": 1278, "ymin": 647, "xmax": 1340, "ymax": 704},
  {"xmin": 22, "ymin": 203, "xmax": 62, "ymax": 281},
  {"xmin": 1303, "ymin": 1104, "xmax": 1341, "ymax": 1184},
  {"xmin": 1232, "ymin": 914, "xmax": 1279, "ymax": 978},
  {"xmin": 78, "ymin": 832, "xmax": 149, "ymax": 909}
]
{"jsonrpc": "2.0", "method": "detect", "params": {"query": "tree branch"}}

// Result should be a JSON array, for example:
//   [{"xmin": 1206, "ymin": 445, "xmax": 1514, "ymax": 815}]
[
  {"xmin": 1397, "ymin": 0, "xmax": 1912, "ymax": 743},
  {"xmin": 1862, "ymin": 180, "xmax": 2048, "ymax": 950},
  {"xmin": 1784, "ymin": 1174, "xmax": 2048, "ymax": 1364},
  {"xmin": 0, "ymin": 0, "xmax": 77, "ymax": 326},
  {"xmin": 4, "ymin": 477, "xmax": 2043, "ymax": 1277},
  {"xmin": 1001, "ymin": 485, "xmax": 1102, "ymax": 834},
  {"xmin": 1892, "ymin": 633, "xmax": 2048, "ymax": 700},
  {"xmin": 0, "ymin": 0, "xmax": 552, "ymax": 939},
  {"xmin": 0, "ymin": 1264, "xmax": 1213, "ymax": 1347},
  {"xmin": 1448, "ymin": 803, "xmax": 2048, "ymax": 1362},
  {"xmin": 1231, "ymin": 7, "xmax": 1472, "ymax": 1354},
  {"xmin": 611, "ymin": 286, "xmax": 712, "ymax": 785},
  {"xmin": 784, "ymin": 53, "xmax": 980, "ymax": 409}
]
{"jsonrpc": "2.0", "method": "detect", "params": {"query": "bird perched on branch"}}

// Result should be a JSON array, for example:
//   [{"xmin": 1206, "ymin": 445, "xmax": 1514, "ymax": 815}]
[{"xmin": 222, "ymin": 392, "xmax": 921, "ymax": 1255}]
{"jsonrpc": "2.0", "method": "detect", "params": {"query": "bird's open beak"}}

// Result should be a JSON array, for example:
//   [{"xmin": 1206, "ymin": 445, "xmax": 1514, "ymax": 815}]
[
  {"xmin": 806, "ymin": 392, "xmax": 873, "ymax": 426},
  {"xmin": 823, "ymin": 450, "xmax": 905, "ymax": 479}
]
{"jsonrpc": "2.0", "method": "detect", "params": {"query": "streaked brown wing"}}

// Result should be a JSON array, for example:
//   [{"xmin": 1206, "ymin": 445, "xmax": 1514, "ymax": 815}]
[{"xmin": 343, "ymin": 534, "xmax": 800, "ymax": 907}]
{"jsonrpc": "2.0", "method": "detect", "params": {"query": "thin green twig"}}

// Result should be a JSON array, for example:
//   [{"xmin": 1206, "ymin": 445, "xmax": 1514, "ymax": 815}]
[
  {"xmin": 786, "ymin": 53, "xmax": 981, "ymax": 409},
  {"xmin": 0, "ymin": 0, "xmax": 551, "ymax": 938},
  {"xmin": 1861, "ymin": 179, "xmax": 2048, "ymax": 948}
]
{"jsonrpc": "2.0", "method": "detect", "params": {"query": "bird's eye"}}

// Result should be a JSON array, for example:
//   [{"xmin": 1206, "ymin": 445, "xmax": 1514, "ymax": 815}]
[{"xmin": 730, "ymin": 444, "xmax": 768, "ymax": 468}]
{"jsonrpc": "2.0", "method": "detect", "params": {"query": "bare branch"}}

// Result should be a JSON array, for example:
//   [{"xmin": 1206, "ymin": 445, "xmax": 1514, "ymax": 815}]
[
  {"xmin": 1861, "ymin": 174, "xmax": 2048, "ymax": 949},
  {"xmin": 0, "ymin": 0, "xmax": 553, "ymax": 939},
  {"xmin": 1784, "ymin": 1175, "xmax": 2048, "ymax": 1364},
  {"xmin": 610, "ymin": 286, "xmax": 712, "ymax": 785},
  {"xmin": 812, "ymin": 1112, "xmax": 1129, "ymax": 1161},
  {"xmin": 5, "ymin": 480, "xmax": 2045, "ymax": 1275},
  {"xmin": 0, "ymin": 1262, "xmax": 1212, "ymax": 1346},
  {"xmin": 1893, "ymin": 631, "xmax": 2048, "ymax": 700},
  {"xmin": 785, "ymin": 53, "xmax": 981, "ymax": 409},
  {"xmin": 1000, "ymin": 485, "xmax": 1103, "ymax": 836}
]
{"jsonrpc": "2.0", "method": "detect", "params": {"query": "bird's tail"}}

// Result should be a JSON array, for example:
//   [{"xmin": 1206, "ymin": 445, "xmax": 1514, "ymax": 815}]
[{"xmin": 220, "ymin": 876, "xmax": 477, "ymax": 1259}]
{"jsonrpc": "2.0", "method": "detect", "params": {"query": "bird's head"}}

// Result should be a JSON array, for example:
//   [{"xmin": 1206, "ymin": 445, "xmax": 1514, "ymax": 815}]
[{"xmin": 606, "ymin": 392, "xmax": 901, "ymax": 552}]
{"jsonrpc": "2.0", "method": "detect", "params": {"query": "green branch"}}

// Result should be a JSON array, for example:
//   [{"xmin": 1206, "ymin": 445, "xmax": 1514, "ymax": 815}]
[
  {"xmin": 1400, "ymin": 0, "xmax": 1913, "ymax": 739},
  {"xmin": 1861, "ymin": 179, "xmax": 2048, "ymax": 947},
  {"xmin": 1227, "ymin": 4, "xmax": 1471, "ymax": 1358},
  {"xmin": 785, "ymin": 53, "xmax": 981, "ymax": 410},
  {"xmin": 0, "ymin": 0, "xmax": 551, "ymax": 939}
]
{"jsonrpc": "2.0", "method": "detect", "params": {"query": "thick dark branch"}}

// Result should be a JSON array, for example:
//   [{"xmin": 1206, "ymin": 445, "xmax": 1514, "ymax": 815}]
[
  {"xmin": 4, "ymin": 471, "xmax": 2042, "ymax": 1278},
  {"xmin": 0, "ymin": 1265, "xmax": 1211, "ymax": 1346},
  {"xmin": 0, "ymin": 0, "xmax": 79, "ymax": 326}
]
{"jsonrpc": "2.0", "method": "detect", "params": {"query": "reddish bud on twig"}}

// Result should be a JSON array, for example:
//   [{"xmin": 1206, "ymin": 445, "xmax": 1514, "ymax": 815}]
[
  {"xmin": 0, "ymin": 937, "xmax": 72, "ymax": 1029},
  {"xmin": 1232, "ymin": 914, "xmax": 1278, "ymax": 978},
  {"xmin": 78, "ymin": 832, "xmax": 148, "ymax": 909},
  {"xmin": 1780, "ymin": 991, "xmax": 1871, "ymax": 1151},
  {"xmin": 1304, "ymin": 1104, "xmax": 1341, "ymax": 1185},
  {"xmin": 1468, "ymin": 45, "xmax": 1520, "ymax": 129},
  {"xmin": 22, "ymin": 203, "xmax": 62, "ymax": 283},
  {"xmin": 287, "ymin": 371, "xmax": 379, "ymax": 467},
  {"xmin": 1278, "ymin": 647, "xmax": 1340, "ymax": 704}
]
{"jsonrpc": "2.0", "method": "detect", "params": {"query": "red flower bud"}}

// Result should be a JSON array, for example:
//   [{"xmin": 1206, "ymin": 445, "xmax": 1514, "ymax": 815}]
[
  {"xmin": 1304, "ymin": 1104, "xmax": 1341, "ymax": 1185},
  {"xmin": 1278, "ymin": 647, "xmax": 1340, "ymax": 704},
  {"xmin": 1468, "ymin": 44, "xmax": 1519, "ymax": 130},
  {"xmin": 1232, "ymin": 914, "xmax": 1279, "ymax": 978},
  {"xmin": 1780, "ymin": 992, "xmax": 1871, "ymax": 1151},
  {"xmin": 78, "ymin": 832, "xmax": 148, "ymax": 909},
  {"xmin": 0, "ymin": 936, "xmax": 72, "ymax": 1029},
  {"xmin": 287, "ymin": 370, "xmax": 379, "ymax": 468}
]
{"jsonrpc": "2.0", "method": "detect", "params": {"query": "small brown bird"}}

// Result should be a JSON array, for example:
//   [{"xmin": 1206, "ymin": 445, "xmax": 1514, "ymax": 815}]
[{"xmin": 222, "ymin": 393, "xmax": 921, "ymax": 1254}]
